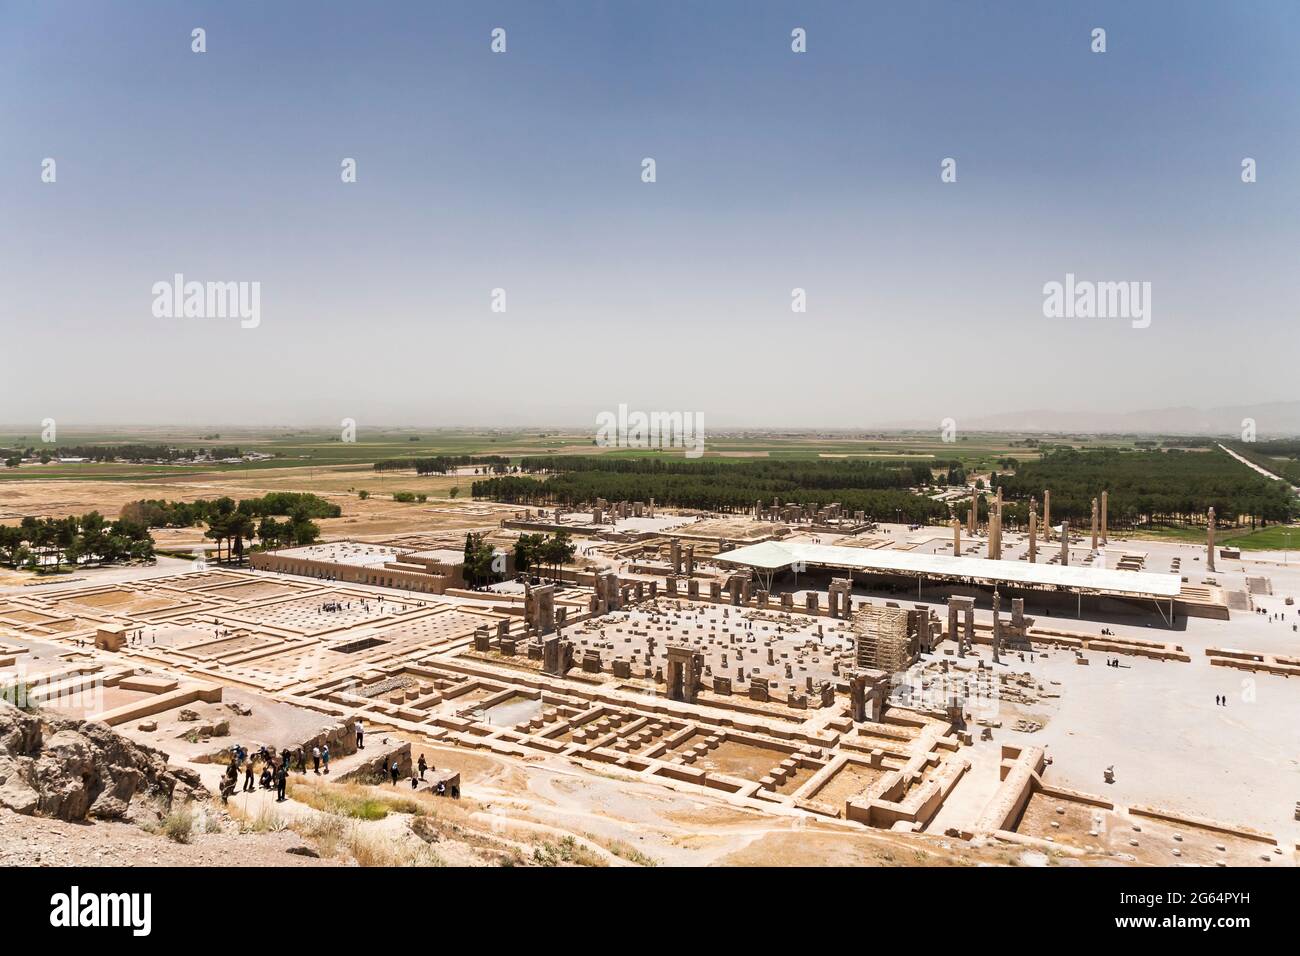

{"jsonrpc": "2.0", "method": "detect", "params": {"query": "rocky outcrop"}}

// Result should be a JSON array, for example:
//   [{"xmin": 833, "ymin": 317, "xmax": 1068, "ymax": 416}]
[
  {"xmin": 0, "ymin": 701, "xmax": 206, "ymax": 822},
  {"xmin": 337, "ymin": 742, "xmax": 413, "ymax": 784}
]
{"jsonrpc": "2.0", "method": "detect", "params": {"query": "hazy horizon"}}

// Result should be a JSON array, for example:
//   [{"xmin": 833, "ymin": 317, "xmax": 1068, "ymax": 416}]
[{"xmin": 4, "ymin": 1, "xmax": 1299, "ymax": 428}]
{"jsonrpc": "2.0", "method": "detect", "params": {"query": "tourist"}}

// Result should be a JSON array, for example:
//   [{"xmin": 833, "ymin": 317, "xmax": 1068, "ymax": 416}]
[
  {"xmin": 417, "ymin": 754, "xmax": 427, "ymax": 780},
  {"xmin": 311, "ymin": 745, "xmax": 321, "ymax": 774},
  {"xmin": 275, "ymin": 765, "xmax": 288, "ymax": 802},
  {"xmin": 321, "ymin": 744, "xmax": 330, "ymax": 774},
  {"xmin": 355, "ymin": 718, "xmax": 365, "ymax": 749},
  {"xmin": 244, "ymin": 756, "xmax": 256, "ymax": 792},
  {"xmin": 220, "ymin": 765, "xmax": 237, "ymax": 805},
  {"xmin": 435, "ymin": 780, "xmax": 446, "ymax": 797},
  {"xmin": 390, "ymin": 760, "xmax": 401, "ymax": 786}
]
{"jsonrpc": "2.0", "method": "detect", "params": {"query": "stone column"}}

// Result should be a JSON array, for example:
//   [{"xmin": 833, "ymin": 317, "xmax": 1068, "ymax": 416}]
[
  {"xmin": 1028, "ymin": 506, "xmax": 1037, "ymax": 563},
  {"xmin": 967, "ymin": 495, "xmax": 976, "ymax": 535},
  {"xmin": 1043, "ymin": 489, "xmax": 1051, "ymax": 541},
  {"xmin": 1206, "ymin": 507, "xmax": 1216, "ymax": 572},
  {"xmin": 1060, "ymin": 521, "xmax": 1069, "ymax": 566},
  {"xmin": 993, "ymin": 496, "xmax": 1005, "ymax": 560},
  {"xmin": 1101, "ymin": 490, "xmax": 1108, "ymax": 544},
  {"xmin": 991, "ymin": 590, "xmax": 1002, "ymax": 665},
  {"xmin": 952, "ymin": 518, "xmax": 961, "ymax": 555},
  {"xmin": 1090, "ymin": 497, "xmax": 1099, "ymax": 552}
]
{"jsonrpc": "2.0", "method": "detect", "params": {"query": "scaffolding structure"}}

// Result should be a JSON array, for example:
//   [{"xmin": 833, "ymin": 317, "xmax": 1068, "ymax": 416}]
[{"xmin": 851, "ymin": 604, "xmax": 916, "ymax": 674}]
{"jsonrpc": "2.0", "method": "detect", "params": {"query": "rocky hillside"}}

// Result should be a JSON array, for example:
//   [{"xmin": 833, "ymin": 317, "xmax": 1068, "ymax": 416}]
[{"xmin": 0, "ymin": 701, "xmax": 205, "ymax": 822}]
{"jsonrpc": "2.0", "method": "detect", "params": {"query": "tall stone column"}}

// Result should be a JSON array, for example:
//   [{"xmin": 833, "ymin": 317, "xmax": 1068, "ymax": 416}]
[
  {"xmin": 1101, "ymin": 490, "xmax": 1108, "ymax": 544},
  {"xmin": 1090, "ymin": 497, "xmax": 1099, "ymax": 551},
  {"xmin": 1206, "ymin": 507, "xmax": 1216, "ymax": 572},
  {"xmin": 1060, "ymin": 521, "xmax": 1069, "ymax": 566},
  {"xmin": 1043, "ymin": 489, "xmax": 1051, "ymax": 542},
  {"xmin": 967, "ymin": 495, "xmax": 976, "ymax": 535},
  {"xmin": 993, "ymin": 487, "xmax": 1003, "ymax": 558},
  {"xmin": 1028, "ymin": 507, "xmax": 1037, "ymax": 563},
  {"xmin": 991, "ymin": 590, "xmax": 1002, "ymax": 665},
  {"xmin": 952, "ymin": 518, "xmax": 961, "ymax": 555}
]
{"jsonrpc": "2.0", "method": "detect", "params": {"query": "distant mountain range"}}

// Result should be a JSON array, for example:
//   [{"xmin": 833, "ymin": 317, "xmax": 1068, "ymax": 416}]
[{"xmin": 955, "ymin": 401, "xmax": 1300, "ymax": 436}]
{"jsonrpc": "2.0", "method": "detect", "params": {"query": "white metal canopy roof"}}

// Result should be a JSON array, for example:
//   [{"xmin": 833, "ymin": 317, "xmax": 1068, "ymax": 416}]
[{"xmin": 714, "ymin": 540, "xmax": 1182, "ymax": 598}]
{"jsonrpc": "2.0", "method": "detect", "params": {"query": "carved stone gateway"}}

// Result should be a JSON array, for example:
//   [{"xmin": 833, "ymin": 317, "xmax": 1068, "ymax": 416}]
[
  {"xmin": 666, "ymin": 645, "xmax": 704, "ymax": 704},
  {"xmin": 848, "ymin": 670, "xmax": 887, "ymax": 723},
  {"xmin": 542, "ymin": 635, "xmax": 573, "ymax": 676},
  {"xmin": 947, "ymin": 597, "xmax": 975, "ymax": 658},
  {"xmin": 525, "ymin": 582, "xmax": 556, "ymax": 635},
  {"xmin": 828, "ymin": 578, "xmax": 853, "ymax": 618}
]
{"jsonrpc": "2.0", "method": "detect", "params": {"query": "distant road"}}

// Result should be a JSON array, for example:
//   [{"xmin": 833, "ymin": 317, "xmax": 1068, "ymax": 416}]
[{"xmin": 1219, "ymin": 443, "xmax": 1300, "ymax": 493}]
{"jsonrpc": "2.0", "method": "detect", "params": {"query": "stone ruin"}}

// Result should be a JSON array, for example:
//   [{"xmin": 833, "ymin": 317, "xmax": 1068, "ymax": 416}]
[{"xmin": 665, "ymin": 645, "xmax": 704, "ymax": 704}]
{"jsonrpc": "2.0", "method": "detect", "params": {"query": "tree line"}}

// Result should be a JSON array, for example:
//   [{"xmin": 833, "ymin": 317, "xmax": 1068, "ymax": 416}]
[
  {"xmin": 1, "ymin": 444, "xmax": 243, "ymax": 466},
  {"xmin": 374, "ymin": 455, "xmax": 512, "ymax": 475},
  {"xmin": 1228, "ymin": 440, "xmax": 1300, "ymax": 486},
  {"xmin": 992, "ymin": 448, "xmax": 1294, "ymax": 529},
  {"xmin": 473, "ymin": 465, "xmax": 951, "ymax": 520},
  {"xmin": 514, "ymin": 455, "xmax": 955, "ymax": 489},
  {"xmin": 120, "ymin": 492, "xmax": 340, "ymax": 529},
  {"xmin": 119, "ymin": 493, "xmax": 338, "ymax": 562},
  {"xmin": 0, "ymin": 513, "xmax": 155, "ymax": 572}
]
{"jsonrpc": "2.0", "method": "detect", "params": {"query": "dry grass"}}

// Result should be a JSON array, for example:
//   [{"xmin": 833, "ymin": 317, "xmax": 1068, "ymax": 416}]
[
  {"xmin": 160, "ymin": 805, "xmax": 194, "ymax": 844},
  {"xmin": 347, "ymin": 828, "xmax": 446, "ymax": 867},
  {"xmin": 530, "ymin": 835, "xmax": 607, "ymax": 867},
  {"xmin": 592, "ymin": 835, "xmax": 659, "ymax": 867},
  {"xmin": 287, "ymin": 778, "xmax": 429, "ymax": 820},
  {"xmin": 227, "ymin": 801, "xmax": 289, "ymax": 834}
]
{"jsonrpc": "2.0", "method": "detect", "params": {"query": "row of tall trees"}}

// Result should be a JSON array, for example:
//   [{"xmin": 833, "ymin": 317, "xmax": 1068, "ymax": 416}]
[
  {"xmin": 199, "ymin": 504, "xmax": 321, "ymax": 563},
  {"xmin": 514, "ymin": 455, "xmax": 951, "ymax": 489},
  {"xmin": 374, "ymin": 455, "xmax": 512, "ymax": 475},
  {"xmin": 512, "ymin": 531, "xmax": 576, "ymax": 580},
  {"xmin": 0, "ymin": 513, "xmax": 154, "ymax": 571},
  {"xmin": 992, "ymin": 448, "xmax": 1294, "ymax": 529},
  {"xmin": 473, "ymin": 470, "xmax": 950, "ymax": 524},
  {"xmin": 119, "ymin": 492, "xmax": 340, "ymax": 529},
  {"xmin": 1228, "ymin": 441, "xmax": 1300, "ymax": 486}
]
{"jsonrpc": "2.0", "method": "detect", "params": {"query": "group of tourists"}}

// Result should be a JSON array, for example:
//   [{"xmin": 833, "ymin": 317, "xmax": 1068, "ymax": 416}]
[{"xmin": 218, "ymin": 741, "xmax": 331, "ymax": 804}]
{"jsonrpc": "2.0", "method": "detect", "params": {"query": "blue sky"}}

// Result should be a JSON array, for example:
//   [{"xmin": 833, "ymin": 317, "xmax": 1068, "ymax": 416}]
[{"xmin": 1, "ymin": 1, "xmax": 1297, "ymax": 427}]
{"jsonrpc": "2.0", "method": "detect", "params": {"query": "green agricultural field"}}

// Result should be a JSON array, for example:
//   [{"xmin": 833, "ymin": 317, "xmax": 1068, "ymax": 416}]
[
  {"xmin": 0, "ymin": 425, "xmax": 1217, "ymax": 485},
  {"xmin": 1129, "ymin": 523, "xmax": 1300, "ymax": 552}
]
